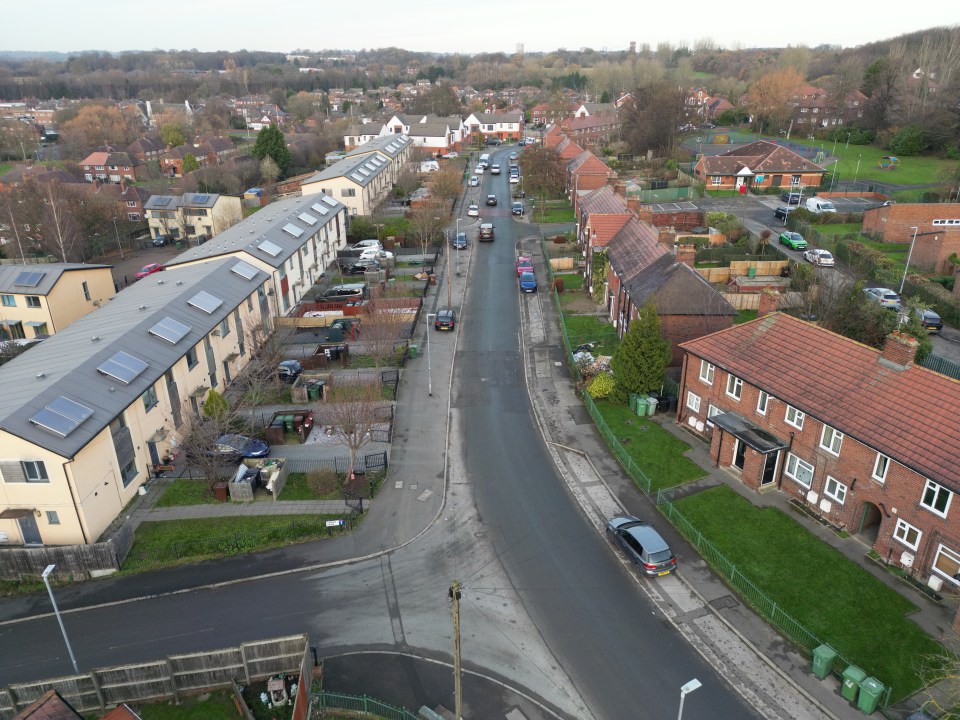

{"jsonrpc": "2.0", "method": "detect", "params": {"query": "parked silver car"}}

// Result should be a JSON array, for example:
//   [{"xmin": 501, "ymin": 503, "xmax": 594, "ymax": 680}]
[{"xmin": 606, "ymin": 516, "xmax": 677, "ymax": 576}]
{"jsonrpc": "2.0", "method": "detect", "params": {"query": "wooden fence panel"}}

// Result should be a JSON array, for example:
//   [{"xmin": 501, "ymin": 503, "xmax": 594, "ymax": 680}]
[
  {"xmin": 241, "ymin": 636, "xmax": 307, "ymax": 681},
  {"xmin": 9, "ymin": 675, "xmax": 100, "ymax": 716},
  {"xmin": 168, "ymin": 648, "xmax": 245, "ymax": 693},
  {"xmin": 94, "ymin": 662, "xmax": 172, "ymax": 706},
  {"xmin": 0, "ymin": 519, "xmax": 135, "ymax": 580}
]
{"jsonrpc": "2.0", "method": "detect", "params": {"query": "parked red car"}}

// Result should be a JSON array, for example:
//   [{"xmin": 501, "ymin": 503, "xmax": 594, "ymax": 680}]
[
  {"xmin": 515, "ymin": 256, "xmax": 533, "ymax": 276},
  {"xmin": 135, "ymin": 263, "xmax": 164, "ymax": 280}
]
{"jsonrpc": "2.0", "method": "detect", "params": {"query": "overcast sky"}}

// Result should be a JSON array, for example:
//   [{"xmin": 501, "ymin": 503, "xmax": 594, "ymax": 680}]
[{"xmin": 2, "ymin": 1, "xmax": 957, "ymax": 56}]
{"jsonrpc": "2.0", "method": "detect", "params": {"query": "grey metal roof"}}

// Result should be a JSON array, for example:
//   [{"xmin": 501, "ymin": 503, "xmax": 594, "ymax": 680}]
[
  {"xmin": 343, "ymin": 133, "xmax": 411, "ymax": 159},
  {"xmin": 0, "ymin": 259, "xmax": 269, "ymax": 458},
  {"xmin": 0, "ymin": 264, "xmax": 110, "ymax": 296},
  {"xmin": 165, "ymin": 193, "xmax": 345, "ymax": 269},
  {"xmin": 304, "ymin": 153, "xmax": 391, "ymax": 188}
]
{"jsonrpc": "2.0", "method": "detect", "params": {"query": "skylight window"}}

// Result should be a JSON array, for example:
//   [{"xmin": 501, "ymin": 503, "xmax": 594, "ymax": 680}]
[
  {"xmin": 282, "ymin": 223, "xmax": 304, "ymax": 238},
  {"xmin": 30, "ymin": 396, "xmax": 94, "ymax": 437},
  {"xmin": 149, "ymin": 316, "xmax": 191, "ymax": 344},
  {"xmin": 188, "ymin": 290, "xmax": 223, "ymax": 314},
  {"xmin": 258, "ymin": 239, "xmax": 283, "ymax": 257},
  {"xmin": 97, "ymin": 351, "xmax": 149, "ymax": 384}
]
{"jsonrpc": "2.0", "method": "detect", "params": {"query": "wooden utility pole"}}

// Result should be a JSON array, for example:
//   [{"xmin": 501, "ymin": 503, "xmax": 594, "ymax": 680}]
[{"xmin": 449, "ymin": 580, "xmax": 462, "ymax": 719}]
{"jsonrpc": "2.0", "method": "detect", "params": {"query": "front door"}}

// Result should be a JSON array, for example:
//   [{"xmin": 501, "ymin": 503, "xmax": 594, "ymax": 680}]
[
  {"xmin": 733, "ymin": 439, "xmax": 746, "ymax": 470},
  {"xmin": 761, "ymin": 451, "xmax": 779, "ymax": 487},
  {"xmin": 18, "ymin": 515, "xmax": 41, "ymax": 545}
]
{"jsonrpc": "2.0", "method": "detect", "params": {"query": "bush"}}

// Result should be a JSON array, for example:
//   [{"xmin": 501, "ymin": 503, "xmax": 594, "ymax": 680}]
[
  {"xmin": 554, "ymin": 277, "xmax": 565, "ymax": 293},
  {"xmin": 825, "ymin": 127, "xmax": 875, "ymax": 145},
  {"xmin": 587, "ymin": 371, "xmax": 615, "ymax": 399},
  {"xmin": 887, "ymin": 124, "xmax": 929, "ymax": 156}
]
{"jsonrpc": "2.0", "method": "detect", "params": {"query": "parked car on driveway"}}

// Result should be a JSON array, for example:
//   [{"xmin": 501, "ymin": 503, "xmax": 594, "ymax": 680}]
[
  {"xmin": 348, "ymin": 258, "xmax": 380, "ymax": 275},
  {"xmin": 434, "ymin": 308, "xmax": 456, "ymax": 330},
  {"xmin": 359, "ymin": 248, "xmax": 393, "ymax": 260},
  {"xmin": 135, "ymin": 263, "xmax": 164, "ymax": 280},
  {"xmin": 780, "ymin": 191, "xmax": 802, "ymax": 205},
  {"xmin": 512, "ymin": 202, "xmax": 524, "ymax": 216},
  {"xmin": 152, "ymin": 235, "xmax": 171, "ymax": 247},
  {"xmin": 606, "ymin": 516, "xmax": 677, "ymax": 577},
  {"xmin": 773, "ymin": 205, "xmax": 796, "ymax": 221},
  {"xmin": 278, "ymin": 359, "xmax": 303, "ymax": 383},
  {"xmin": 209, "ymin": 434, "xmax": 270, "ymax": 461},
  {"xmin": 518, "ymin": 271, "xmax": 537, "ymax": 293},
  {"xmin": 778, "ymin": 231, "xmax": 807, "ymax": 250},
  {"xmin": 803, "ymin": 249, "xmax": 835, "ymax": 267},
  {"xmin": 467, "ymin": 204, "xmax": 480, "ymax": 217},
  {"xmin": 914, "ymin": 308, "xmax": 943, "ymax": 333},
  {"xmin": 863, "ymin": 287, "xmax": 901, "ymax": 310}
]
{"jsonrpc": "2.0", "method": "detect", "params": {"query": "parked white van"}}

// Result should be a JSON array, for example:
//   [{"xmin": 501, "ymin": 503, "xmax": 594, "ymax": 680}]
[
  {"xmin": 805, "ymin": 197, "xmax": 837, "ymax": 214},
  {"xmin": 419, "ymin": 160, "xmax": 440, "ymax": 173}
]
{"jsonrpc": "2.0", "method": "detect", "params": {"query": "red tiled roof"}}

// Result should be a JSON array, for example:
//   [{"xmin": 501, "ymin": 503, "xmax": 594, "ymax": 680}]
[
  {"xmin": 569, "ymin": 150, "xmax": 614, "ymax": 176},
  {"xmin": 556, "ymin": 138, "xmax": 584, "ymax": 159},
  {"xmin": 698, "ymin": 140, "xmax": 825, "ymax": 176},
  {"xmin": 588, "ymin": 213, "xmax": 632, "ymax": 247},
  {"xmin": 13, "ymin": 690, "xmax": 83, "ymax": 720},
  {"xmin": 680, "ymin": 313, "xmax": 960, "ymax": 487}
]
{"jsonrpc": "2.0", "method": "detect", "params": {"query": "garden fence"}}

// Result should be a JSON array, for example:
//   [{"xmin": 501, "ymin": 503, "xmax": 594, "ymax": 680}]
[{"xmin": 920, "ymin": 353, "xmax": 960, "ymax": 381}]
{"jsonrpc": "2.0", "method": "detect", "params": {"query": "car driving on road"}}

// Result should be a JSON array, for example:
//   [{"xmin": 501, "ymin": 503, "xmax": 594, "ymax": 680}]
[
  {"xmin": 478, "ymin": 223, "xmax": 494, "ymax": 241},
  {"xmin": 486, "ymin": 194, "xmax": 498, "ymax": 206}
]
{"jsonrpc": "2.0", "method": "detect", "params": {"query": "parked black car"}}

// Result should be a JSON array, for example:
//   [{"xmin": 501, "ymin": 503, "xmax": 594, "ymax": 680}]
[
  {"xmin": 278, "ymin": 359, "xmax": 303, "ymax": 383},
  {"xmin": 348, "ymin": 259, "xmax": 381, "ymax": 275},
  {"xmin": 780, "ymin": 191, "xmax": 802, "ymax": 205},
  {"xmin": 773, "ymin": 205, "xmax": 796, "ymax": 221}
]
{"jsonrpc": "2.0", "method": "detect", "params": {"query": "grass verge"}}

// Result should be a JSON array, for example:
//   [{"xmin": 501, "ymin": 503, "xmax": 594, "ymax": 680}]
[
  {"xmin": 155, "ymin": 479, "xmax": 214, "ymax": 507},
  {"xmin": 138, "ymin": 691, "xmax": 239, "ymax": 720},
  {"xmin": 122, "ymin": 515, "xmax": 354, "ymax": 573},
  {"xmin": 593, "ymin": 400, "xmax": 706, "ymax": 490},
  {"xmin": 673, "ymin": 485, "xmax": 942, "ymax": 700}
]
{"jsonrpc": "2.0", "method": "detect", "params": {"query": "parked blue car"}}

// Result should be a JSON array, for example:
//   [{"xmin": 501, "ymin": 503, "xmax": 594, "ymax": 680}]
[{"xmin": 519, "ymin": 271, "xmax": 537, "ymax": 293}]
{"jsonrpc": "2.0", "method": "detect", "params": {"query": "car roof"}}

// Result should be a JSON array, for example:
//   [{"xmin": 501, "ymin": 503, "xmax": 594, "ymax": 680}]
[
  {"xmin": 437, "ymin": 308, "xmax": 455, "ymax": 317},
  {"xmin": 520, "ymin": 271, "xmax": 535, "ymax": 280}
]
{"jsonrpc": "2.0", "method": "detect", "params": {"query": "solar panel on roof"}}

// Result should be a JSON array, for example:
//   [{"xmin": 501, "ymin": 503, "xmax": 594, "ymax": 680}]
[
  {"xmin": 282, "ymin": 223, "xmax": 304, "ymax": 238},
  {"xmin": 13, "ymin": 271, "xmax": 46, "ymax": 287},
  {"xmin": 30, "ymin": 396, "xmax": 94, "ymax": 437},
  {"xmin": 358, "ymin": 168, "xmax": 370, "ymax": 177},
  {"xmin": 364, "ymin": 162, "xmax": 375, "ymax": 170},
  {"xmin": 350, "ymin": 173, "xmax": 363, "ymax": 182},
  {"xmin": 231, "ymin": 260, "xmax": 258, "ymax": 280},
  {"xmin": 322, "ymin": 196, "xmax": 337, "ymax": 207},
  {"xmin": 154, "ymin": 197, "xmax": 172, "ymax": 207},
  {"xmin": 97, "ymin": 350, "xmax": 149, "ymax": 384},
  {"xmin": 298, "ymin": 212, "xmax": 318, "ymax": 225},
  {"xmin": 188, "ymin": 290, "xmax": 224, "ymax": 314},
  {"xmin": 258, "ymin": 239, "xmax": 283, "ymax": 257},
  {"xmin": 149, "ymin": 316, "xmax": 191, "ymax": 344},
  {"xmin": 310, "ymin": 203, "xmax": 329, "ymax": 215},
  {"xmin": 193, "ymin": 194, "xmax": 210, "ymax": 204}
]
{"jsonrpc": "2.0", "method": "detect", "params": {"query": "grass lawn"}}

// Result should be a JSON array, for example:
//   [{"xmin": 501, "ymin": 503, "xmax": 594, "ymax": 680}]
[
  {"xmin": 138, "ymin": 691, "xmax": 239, "ymax": 720},
  {"xmin": 122, "ymin": 514, "xmax": 352, "ymax": 573},
  {"xmin": 673, "ymin": 486, "xmax": 942, "ymax": 700},
  {"xmin": 861, "ymin": 241, "xmax": 911, "ymax": 267},
  {"xmin": 593, "ymin": 401, "xmax": 706, "ymax": 490},
  {"xmin": 815, "ymin": 223, "xmax": 862, "ymax": 235},
  {"xmin": 555, "ymin": 273, "xmax": 584, "ymax": 291},
  {"xmin": 734, "ymin": 309, "xmax": 758, "ymax": 324},
  {"xmin": 561, "ymin": 314, "xmax": 619, "ymax": 355},
  {"xmin": 155, "ymin": 479, "xmax": 214, "ymax": 507},
  {"xmin": 531, "ymin": 200, "xmax": 575, "ymax": 223},
  {"xmin": 0, "ymin": 163, "xmax": 11, "ymax": 176}
]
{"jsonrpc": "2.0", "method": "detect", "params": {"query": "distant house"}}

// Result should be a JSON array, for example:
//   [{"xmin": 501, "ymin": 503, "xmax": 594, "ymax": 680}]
[
  {"xmin": 789, "ymin": 86, "xmax": 868, "ymax": 128},
  {"xmin": 0, "ymin": 263, "xmax": 116, "ymax": 341},
  {"xmin": 78, "ymin": 151, "xmax": 142, "ymax": 184},
  {"xmin": 144, "ymin": 193, "xmax": 243, "ymax": 243},
  {"xmin": 863, "ymin": 203, "xmax": 960, "ymax": 274},
  {"xmin": 693, "ymin": 141, "xmax": 826, "ymax": 192},
  {"xmin": 567, "ymin": 150, "xmax": 617, "ymax": 197},
  {"xmin": 463, "ymin": 112, "xmax": 523, "ymax": 142},
  {"xmin": 125, "ymin": 135, "xmax": 166, "ymax": 162},
  {"xmin": 573, "ymin": 102, "xmax": 616, "ymax": 118}
]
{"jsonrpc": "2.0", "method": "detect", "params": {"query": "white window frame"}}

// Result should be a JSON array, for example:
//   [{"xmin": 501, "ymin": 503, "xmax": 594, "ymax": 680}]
[
  {"xmin": 872, "ymin": 453, "xmax": 889, "ymax": 483},
  {"xmin": 711, "ymin": 175, "xmax": 721, "ymax": 186},
  {"xmin": 725, "ymin": 374, "xmax": 742, "ymax": 400},
  {"xmin": 932, "ymin": 544, "xmax": 960, "ymax": 587},
  {"xmin": 686, "ymin": 391, "xmax": 701, "ymax": 412},
  {"xmin": 921, "ymin": 479, "xmax": 952, "ymax": 518},
  {"xmin": 706, "ymin": 404, "xmax": 721, "ymax": 426},
  {"xmin": 785, "ymin": 405, "xmax": 805, "ymax": 430},
  {"xmin": 22, "ymin": 460, "xmax": 49, "ymax": 483},
  {"xmin": 820, "ymin": 425, "xmax": 843, "ymax": 456},
  {"xmin": 893, "ymin": 519, "xmax": 921, "ymax": 551},
  {"xmin": 784, "ymin": 453, "xmax": 814, "ymax": 488},
  {"xmin": 824, "ymin": 476, "xmax": 847, "ymax": 504},
  {"xmin": 698, "ymin": 360, "xmax": 714, "ymax": 385},
  {"xmin": 756, "ymin": 390, "xmax": 769, "ymax": 415}
]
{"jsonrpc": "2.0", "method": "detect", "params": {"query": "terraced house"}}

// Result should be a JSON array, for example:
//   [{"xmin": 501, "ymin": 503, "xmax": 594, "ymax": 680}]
[
  {"xmin": 678, "ymin": 312, "xmax": 960, "ymax": 593},
  {"xmin": 0, "ymin": 259, "xmax": 270, "ymax": 547}
]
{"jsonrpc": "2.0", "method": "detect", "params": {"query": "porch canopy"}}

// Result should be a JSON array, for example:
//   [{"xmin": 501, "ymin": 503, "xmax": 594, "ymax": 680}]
[{"xmin": 712, "ymin": 412, "xmax": 788, "ymax": 454}]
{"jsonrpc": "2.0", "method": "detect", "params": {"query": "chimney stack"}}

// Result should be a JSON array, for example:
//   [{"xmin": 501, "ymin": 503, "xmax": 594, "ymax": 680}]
[
  {"xmin": 675, "ymin": 243, "xmax": 696, "ymax": 267},
  {"xmin": 880, "ymin": 332, "xmax": 918, "ymax": 369},
  {"xmin": 758, "ymin": 289, "xmax": 780, "ymax": 317}
]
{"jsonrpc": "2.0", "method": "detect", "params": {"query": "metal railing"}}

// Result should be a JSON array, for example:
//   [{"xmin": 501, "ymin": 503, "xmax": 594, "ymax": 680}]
[{"xmin": 313, "ymin": 690, "xmax": 419, "ymax": 719}]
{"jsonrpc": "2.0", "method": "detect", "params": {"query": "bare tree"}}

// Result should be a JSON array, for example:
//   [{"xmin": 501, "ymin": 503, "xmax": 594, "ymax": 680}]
[
  {"xmin": 429, "ymin": 164, "xmax": 464, "ymax": 210},
  {"xmin": 42, "ymin": 183, "xmax": 81, "ymax": 262},
  {"xmin": 518, "ymin": 146, "xmax": 566, "ymax": 222},
  {"xmin": 619, "ymin": 81, "xmax": 686, "ymax": 157},
  {"xmin": 321, "ymin": 383, "xmax": 391, "ymax": 476},
  {"xmin": 744, "ymin": 67, "xmax": 804, "ymax": 134},
  {"xmin": 408, "ymin": 200, "xmax": 446, "ymax": 255},
  {"xmin": 359, "ymin": 300, "xmax": 408, "ymax": 379}
]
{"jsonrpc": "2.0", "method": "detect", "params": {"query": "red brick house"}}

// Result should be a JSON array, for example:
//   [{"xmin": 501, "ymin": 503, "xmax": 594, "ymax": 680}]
[
  {"xmin": 863, "ymin": 203, "xmax": 960, "ymax": 274},
  {"xmin": 693, "ymin": 141, "xmax": 825, "ymax": 193},
  {"xmin": 554, "ymin": 136, "xmax": 584, "ymax": 162},
  {"xmin": 604, "ymin": 220, "xmax": 734, "ymax": 365},
  {"xmin": 559, "ymin": 112, "xmax": 619, "ymax": 147},
  {"xmin": 678, "ymin": 312, "xmax": 960, "ymax": 594},
  {"xmin": 567, "ymin": 150, "xmax": 616, "ymax": 197},
  {"xmin": 78, "ymin": 151, "xmax": 142, "ymax": 184}
]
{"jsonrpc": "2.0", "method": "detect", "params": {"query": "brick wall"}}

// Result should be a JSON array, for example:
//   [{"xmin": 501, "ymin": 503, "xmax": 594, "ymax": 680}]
[
  {"xmin": 863, "ymin": 203, "xmax": 960, "ymax": 243},
  {"xmin": 660, "ymin": 314, "xmax": 732, "ymax": 367}
]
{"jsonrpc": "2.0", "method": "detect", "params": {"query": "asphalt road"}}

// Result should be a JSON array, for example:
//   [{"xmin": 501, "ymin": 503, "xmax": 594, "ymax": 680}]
[{"xmin": 449, "ymin": 149, "xmax": 758, "ymax": 719}]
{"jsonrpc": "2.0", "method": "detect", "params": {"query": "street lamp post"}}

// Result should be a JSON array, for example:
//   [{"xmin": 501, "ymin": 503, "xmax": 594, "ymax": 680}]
[
  {"xmin": 112, "ymin": 216, "xmax": 124, "ymax": 260},
  {"xmin": 426, "ymin": 313, "xmax": 435, "ymax": 397},
  {"xmin": 900, "ymin": 226, "xmax": 919, "ymax": 294},
  {"xmin": 853, "ymin": 153, "xmax": 862, "ymax": 189},
  {"xmin": 677, "ymin": 678, "xmax": 702, "ymax": 720},
  {"xmin": 42, "ymin": 564, "xmax": 79, "ymax": 674}
]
